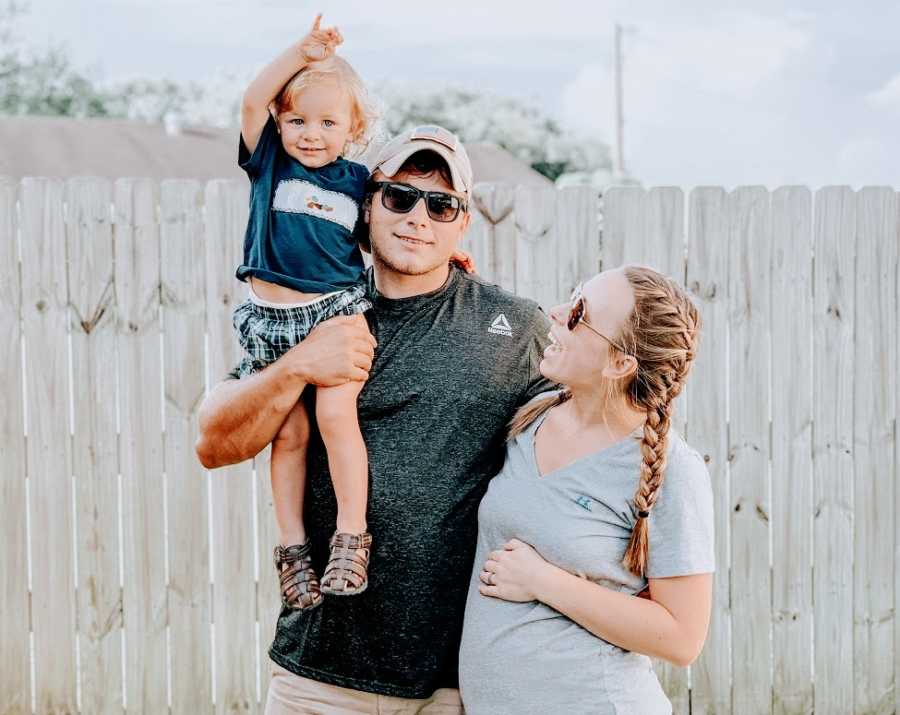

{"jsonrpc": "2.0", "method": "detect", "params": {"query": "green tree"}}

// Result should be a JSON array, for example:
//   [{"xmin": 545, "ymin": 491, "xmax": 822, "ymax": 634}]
[{"xmin": 0, "ymin": 1, "xmax": 112, "ymax": 117}]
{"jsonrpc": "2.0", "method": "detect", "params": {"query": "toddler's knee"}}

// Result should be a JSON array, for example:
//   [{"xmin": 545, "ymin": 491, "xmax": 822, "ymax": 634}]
[{"xmin": 316, "ymin": 395, "xmax": 357, "ymax": 436}]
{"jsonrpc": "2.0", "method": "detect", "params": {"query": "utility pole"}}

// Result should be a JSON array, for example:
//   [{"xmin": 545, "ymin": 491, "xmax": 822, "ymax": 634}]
[{"xmin": 613, "ymin": 23, "xmax": 625, "ymax": 181}]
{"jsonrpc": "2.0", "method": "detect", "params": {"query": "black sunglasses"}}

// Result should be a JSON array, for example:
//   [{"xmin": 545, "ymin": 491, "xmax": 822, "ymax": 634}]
[{"xmin": 367, "ymin": 181, "xmax": 467, "ymax": 223}]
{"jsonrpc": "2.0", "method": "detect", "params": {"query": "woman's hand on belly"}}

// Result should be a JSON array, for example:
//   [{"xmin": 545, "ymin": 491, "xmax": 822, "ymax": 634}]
[{"xmin": 479, "ymin": 539, "xmax": 560, "ymax": 603}]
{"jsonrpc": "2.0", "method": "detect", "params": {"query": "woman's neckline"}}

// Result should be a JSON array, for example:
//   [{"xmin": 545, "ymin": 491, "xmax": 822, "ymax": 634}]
[{"xmin": 530, "ymin": 406, "xmax": 642, "ymax": 480}]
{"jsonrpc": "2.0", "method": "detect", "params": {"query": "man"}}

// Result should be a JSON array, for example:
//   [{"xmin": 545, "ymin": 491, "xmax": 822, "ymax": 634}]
[{"xmin": 196, "ymin": 125, "xmax": 553, "ymax": 713}]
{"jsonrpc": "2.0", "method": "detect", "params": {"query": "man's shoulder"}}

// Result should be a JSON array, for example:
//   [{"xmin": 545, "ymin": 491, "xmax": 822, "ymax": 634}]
[{"xmin": 455, "ymin": 271, "xmax": 543, "ymax": 321}]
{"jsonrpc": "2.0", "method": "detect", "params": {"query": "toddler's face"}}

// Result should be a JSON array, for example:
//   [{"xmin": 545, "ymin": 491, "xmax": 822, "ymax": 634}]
[{"xmin": 277, "ymin": 81, "xmax": 355, "ymax": 168}]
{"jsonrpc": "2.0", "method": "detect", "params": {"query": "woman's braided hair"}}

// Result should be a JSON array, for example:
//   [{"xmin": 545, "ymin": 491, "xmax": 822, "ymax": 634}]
[
  {"xmin": 506, "ymin": 266, "xmax": 700, "ymax": 577},
  {"xmin": 619, "ymin": 266, "xmax": 700, "ymax": 575}
]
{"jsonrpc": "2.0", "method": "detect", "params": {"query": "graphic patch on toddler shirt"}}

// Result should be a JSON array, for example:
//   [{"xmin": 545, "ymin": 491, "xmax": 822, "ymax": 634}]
[{"xmin": 272, "ymin": 179, "xmax": 358, "ymax": 232}]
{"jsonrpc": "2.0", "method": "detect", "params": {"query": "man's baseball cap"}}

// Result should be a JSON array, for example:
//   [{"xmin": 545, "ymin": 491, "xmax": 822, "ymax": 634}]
[{"xmin": 371, "ymin": 125, "xmax": 473, "ymax": 194}]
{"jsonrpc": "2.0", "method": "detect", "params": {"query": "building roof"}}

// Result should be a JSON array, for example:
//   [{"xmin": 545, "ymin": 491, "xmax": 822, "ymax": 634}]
[{"xmin": 0, "ymin": 116, "xmax": 553, "ymax": 186}]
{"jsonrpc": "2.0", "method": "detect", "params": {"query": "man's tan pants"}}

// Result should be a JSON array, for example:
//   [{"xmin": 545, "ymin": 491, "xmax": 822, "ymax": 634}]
[{"xmin": 265, "ymin": 663, "xmax": 464, "ymax": 714}]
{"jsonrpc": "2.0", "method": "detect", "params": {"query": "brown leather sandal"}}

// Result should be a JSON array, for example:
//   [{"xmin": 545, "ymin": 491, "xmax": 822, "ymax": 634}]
[
  {"xmin": 273, "ymin": 542, "xmax": 323, "ymax": 611},
  {"xmin": 320, "ymin": 532, "xmax": 373, "ymax": 596}
]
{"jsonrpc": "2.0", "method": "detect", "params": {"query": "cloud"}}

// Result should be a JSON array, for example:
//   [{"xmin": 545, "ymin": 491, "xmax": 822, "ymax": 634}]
[
  {"xmin": 560, "ymin": 12, "xmax": 813, "ymax": 183},
  {"xmin": 866, "ymin": 73, "xmax": 900, "ymax": 113}
]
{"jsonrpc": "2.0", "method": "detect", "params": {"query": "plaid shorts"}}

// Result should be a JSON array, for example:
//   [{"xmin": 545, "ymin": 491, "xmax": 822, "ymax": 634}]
[{"xmin": 232, "ymin": 283, "xmax": 372, "ymax": 377}]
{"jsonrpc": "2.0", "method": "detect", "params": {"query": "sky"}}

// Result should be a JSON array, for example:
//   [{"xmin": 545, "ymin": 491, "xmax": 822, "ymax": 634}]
[{"xmin": 16, "ymin": 0, "xmax": 900, "ymax": 188}]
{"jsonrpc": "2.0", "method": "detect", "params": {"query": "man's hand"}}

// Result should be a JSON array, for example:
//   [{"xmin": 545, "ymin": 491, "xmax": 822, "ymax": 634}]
[
  {"xmin": 300, "ymin": 13, "xmax": 343, "ymax": 62},
  {"xmin": 287, "ymin": 314, "xmax": 376, "ymax": 386}
]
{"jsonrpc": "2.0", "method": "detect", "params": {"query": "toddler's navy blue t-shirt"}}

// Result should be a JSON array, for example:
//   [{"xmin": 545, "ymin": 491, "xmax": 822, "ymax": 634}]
[{"xmin": 236, "ymin": 115, "xmax": 368, "ymax": 294}]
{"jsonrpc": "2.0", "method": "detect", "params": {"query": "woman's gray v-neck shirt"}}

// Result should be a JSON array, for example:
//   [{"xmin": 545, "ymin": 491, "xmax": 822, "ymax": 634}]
[{"xmin": 459, "ymin": 399, "xmax": 715, "ymax": 715}]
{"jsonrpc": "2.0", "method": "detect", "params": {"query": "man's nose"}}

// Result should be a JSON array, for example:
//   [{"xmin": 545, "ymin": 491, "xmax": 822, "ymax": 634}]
[{"xmin": 405, "ymin": 197, "xmax": 429, "ymax": 227}]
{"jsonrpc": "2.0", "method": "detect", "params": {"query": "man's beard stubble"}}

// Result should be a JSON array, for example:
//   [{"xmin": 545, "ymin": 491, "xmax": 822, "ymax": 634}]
[{"xmin": 370, "ymin": 240, "xmax": 447, "ymax": 278}]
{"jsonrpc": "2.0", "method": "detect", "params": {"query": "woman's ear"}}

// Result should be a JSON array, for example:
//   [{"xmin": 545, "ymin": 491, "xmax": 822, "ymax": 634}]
[{"xmin": 601, "ymin": 353, "xmax": 638, "ymax": 382}]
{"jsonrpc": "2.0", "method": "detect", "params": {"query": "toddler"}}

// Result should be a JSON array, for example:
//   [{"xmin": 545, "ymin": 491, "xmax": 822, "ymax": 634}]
[{"xmin": 233, "ymin": 15, "xmax": 375, "ymax": 610}]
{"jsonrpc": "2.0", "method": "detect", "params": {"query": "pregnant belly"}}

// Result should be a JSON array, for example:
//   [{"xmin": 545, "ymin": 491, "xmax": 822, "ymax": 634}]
[{"xmin": 458, "ymin": 601, "xmax": 671, "ymax": 715}]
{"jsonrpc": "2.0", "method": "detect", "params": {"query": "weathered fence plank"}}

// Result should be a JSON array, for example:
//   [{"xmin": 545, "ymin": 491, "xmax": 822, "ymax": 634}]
[
  {"xmin": 67, "ymin": 177, "xmax": 123, "ymax": 714},
  {"xmin": 728, "ymin": 187, "xmax": 773, "ymax": 714},
  {"xmin": 256, "ymin": 444, "xmax": 280, "ymax": 706},
  {"xmin": 646, "ymin": 187, "xmax": 686, "ymax": 282},
  {"xmin": 896, "ymin": 192, "xmax": 900, "ymax": 715},
  {"xmin": 161, "ymin": 179, "xmax": 212, "ymax": 713},
  {"xmin": 884, "ymin": 189, "xmax": 900, "ymax": 711},
  {"xmin": 116, "ymin": 178, "xmax": 168, "ymax": 713},
  {"xmin": 686, "ymin": 187, "xmax": 731, "ymax": 715},
  {"xmin": 460, "ymin": 208, "xmax": 491, "ymax": 284},
  {"xmin": 647, "ymin": 187, "xmax": 690, "ymax": 714},
  {"xmin": 472, "ymin": 183, "xmax": 516, "ymax": 293},
  {"xmin": 770, "ymin": 186, "xmax": 814, "ymax": 715},
  {"xmin": 0, "ymin": 178, "xmax": 30, "ymax": 715},
  {"xmin": 853, "ymin": 187, "xmax": 897, "ymax": 714},
  {"xmin": 20, "ymin": 177, "xmax": 78, "ymax": 713},
  {"xmin": 514, "ymin": 186, "xmax": 557, "ymax": 309},
  {"xmin": 205, "ymin": 180, "xmax": 258, "ymax": 714},
  {"xmin": 813, "ymin": 186, "xmax": 856, "ymax": 714},
  {"xmin": 600, "ymin": 186, "xmax": 641, "ymax": 270},
  {"xmin": 556, "ymin": 186, "xmax": 599, "ymax": 299}
]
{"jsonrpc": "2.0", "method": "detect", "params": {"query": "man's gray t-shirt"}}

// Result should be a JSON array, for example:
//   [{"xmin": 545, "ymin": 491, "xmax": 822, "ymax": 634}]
[
  {"xmin": 459, "ymin": 398, "xmax": 715, "ymax": 715},
  {"xmin": 267, "ymin": 267, "xmax": 554, "ymax": 698}
]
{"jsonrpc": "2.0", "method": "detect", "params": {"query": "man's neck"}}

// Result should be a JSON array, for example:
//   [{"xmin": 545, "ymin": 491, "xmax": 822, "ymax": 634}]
[{"xmin": 372, "ymin": 263, "xmax": 452, "ymax": 300}]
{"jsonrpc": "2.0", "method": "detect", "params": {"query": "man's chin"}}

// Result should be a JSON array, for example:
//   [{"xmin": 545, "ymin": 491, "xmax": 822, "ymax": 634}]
[{"xmin": 373, "ymin": 250, "xmax": 446, "ymax": 278}]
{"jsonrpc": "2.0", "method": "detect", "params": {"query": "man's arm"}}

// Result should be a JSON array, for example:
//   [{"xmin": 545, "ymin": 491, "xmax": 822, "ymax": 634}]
[{"xmin": 196, "ymin": 315, "xmax": 376, "ymax": 469}]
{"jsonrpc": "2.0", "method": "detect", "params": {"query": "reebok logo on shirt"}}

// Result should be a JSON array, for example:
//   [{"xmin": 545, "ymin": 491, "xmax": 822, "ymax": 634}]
[{"xmin": 488, "ymin": 313, "xmax": 512, "ymax": 337}]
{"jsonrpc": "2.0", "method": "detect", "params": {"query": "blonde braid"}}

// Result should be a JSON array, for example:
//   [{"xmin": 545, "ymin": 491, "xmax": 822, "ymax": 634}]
[
  {"xmin": 620, "ymin": 267, "xmax": 700, "ymax": 576},
  {"xmin": 507, "ymin": 389, "xmax": 571, "ymax": 441}
]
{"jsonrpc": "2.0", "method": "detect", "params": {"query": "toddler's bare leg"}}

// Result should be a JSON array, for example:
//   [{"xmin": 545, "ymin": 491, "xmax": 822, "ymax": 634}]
[
  {"xmin": 315, "ymin": 381, "xmax": 368, "ymax": 534},
  {"xmin": 270, "ymin": 400, "xmax": 310, "ymax": 547}
]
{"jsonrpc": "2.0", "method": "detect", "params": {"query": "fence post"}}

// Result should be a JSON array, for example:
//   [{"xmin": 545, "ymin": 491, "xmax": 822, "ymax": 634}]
[
  {"xmin": 813, "ymin": 186, "xmax": 856, "ymax": 714},
  {"xmin": 770, "ymin": 186, "xmax": 814, "ymax": 714},
  {"xmin": 0, "ymin": 177, "xmax": 30, "ymax": 715},
  {"xmin": 116, "ymin": 177, "xmax": 169, "ymax": 713},
  {"xmin": 161, "ymin": 179, "xmax": 212, "ymax": 713},
  {"xmin": 67, "ymin": 176, "xmax": 123, "ymax": 714}
]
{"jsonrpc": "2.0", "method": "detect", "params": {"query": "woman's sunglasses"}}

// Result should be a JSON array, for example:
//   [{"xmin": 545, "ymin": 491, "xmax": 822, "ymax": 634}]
[
  {"xmin": 367, "ymin": 181, "xmax": 467, "ymax": 223},
  {"xmin": 567, "ymin": 283, "xmax": 631, "ymax": 354}
]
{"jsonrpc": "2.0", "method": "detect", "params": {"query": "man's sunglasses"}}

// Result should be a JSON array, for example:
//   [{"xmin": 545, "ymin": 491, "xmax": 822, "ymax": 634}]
[
  {"xmin": 367, "ymin": 181, "xmax": 467, "ymax": 223},
  {"xmin": 568, "ymin": 282, "xmax": 631, "ymax": 355}
]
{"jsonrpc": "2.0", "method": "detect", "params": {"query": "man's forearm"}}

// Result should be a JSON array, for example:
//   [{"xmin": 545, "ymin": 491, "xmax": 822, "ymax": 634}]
[
  {"xmin": 196, "ymin": 314, "xmax": 377, "ymax": 469},
  {"xmin": 196, "ymin": 360, "xmax": 307, "ymax": 469}
]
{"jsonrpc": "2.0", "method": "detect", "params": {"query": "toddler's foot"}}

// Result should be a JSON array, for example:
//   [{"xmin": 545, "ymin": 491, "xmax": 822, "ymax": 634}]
[
  {"xmin": 274, "ymin": 541, "xmax": 323, "ymax": 611},
  {"xmin": 320, "ymin": 531, "xmax": 372, "ymax": 596}
]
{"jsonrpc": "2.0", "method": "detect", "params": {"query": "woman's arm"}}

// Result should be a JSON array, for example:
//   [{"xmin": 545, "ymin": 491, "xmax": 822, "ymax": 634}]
[
  {"xmin": 480, "ymin": 540, "xmax": 712, "ymax": 667},
  {"xmin": 241, "ymin": 14, "xmax": 343, "ymax": 153},
  {"xmin": 195, "ymin": 315, "xmax": 376, "ymax": 468}
]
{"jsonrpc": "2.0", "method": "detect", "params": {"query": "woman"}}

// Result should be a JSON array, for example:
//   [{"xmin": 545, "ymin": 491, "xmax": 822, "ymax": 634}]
[{"xmin": 459, "ymin": 266, "xmax": 714, "ymax": 715}]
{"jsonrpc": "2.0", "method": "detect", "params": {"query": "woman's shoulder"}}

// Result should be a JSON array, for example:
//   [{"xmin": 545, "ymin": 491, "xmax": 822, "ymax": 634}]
[{"xmin": 662, "ymin": 432, "xmax": 712, "ymax": 494}]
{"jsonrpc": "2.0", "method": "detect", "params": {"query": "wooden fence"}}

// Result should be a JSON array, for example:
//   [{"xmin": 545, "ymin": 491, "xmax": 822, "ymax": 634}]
[{"xmin": 0, "ymin": 177, "xmax": 897, "ymax": 714}]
